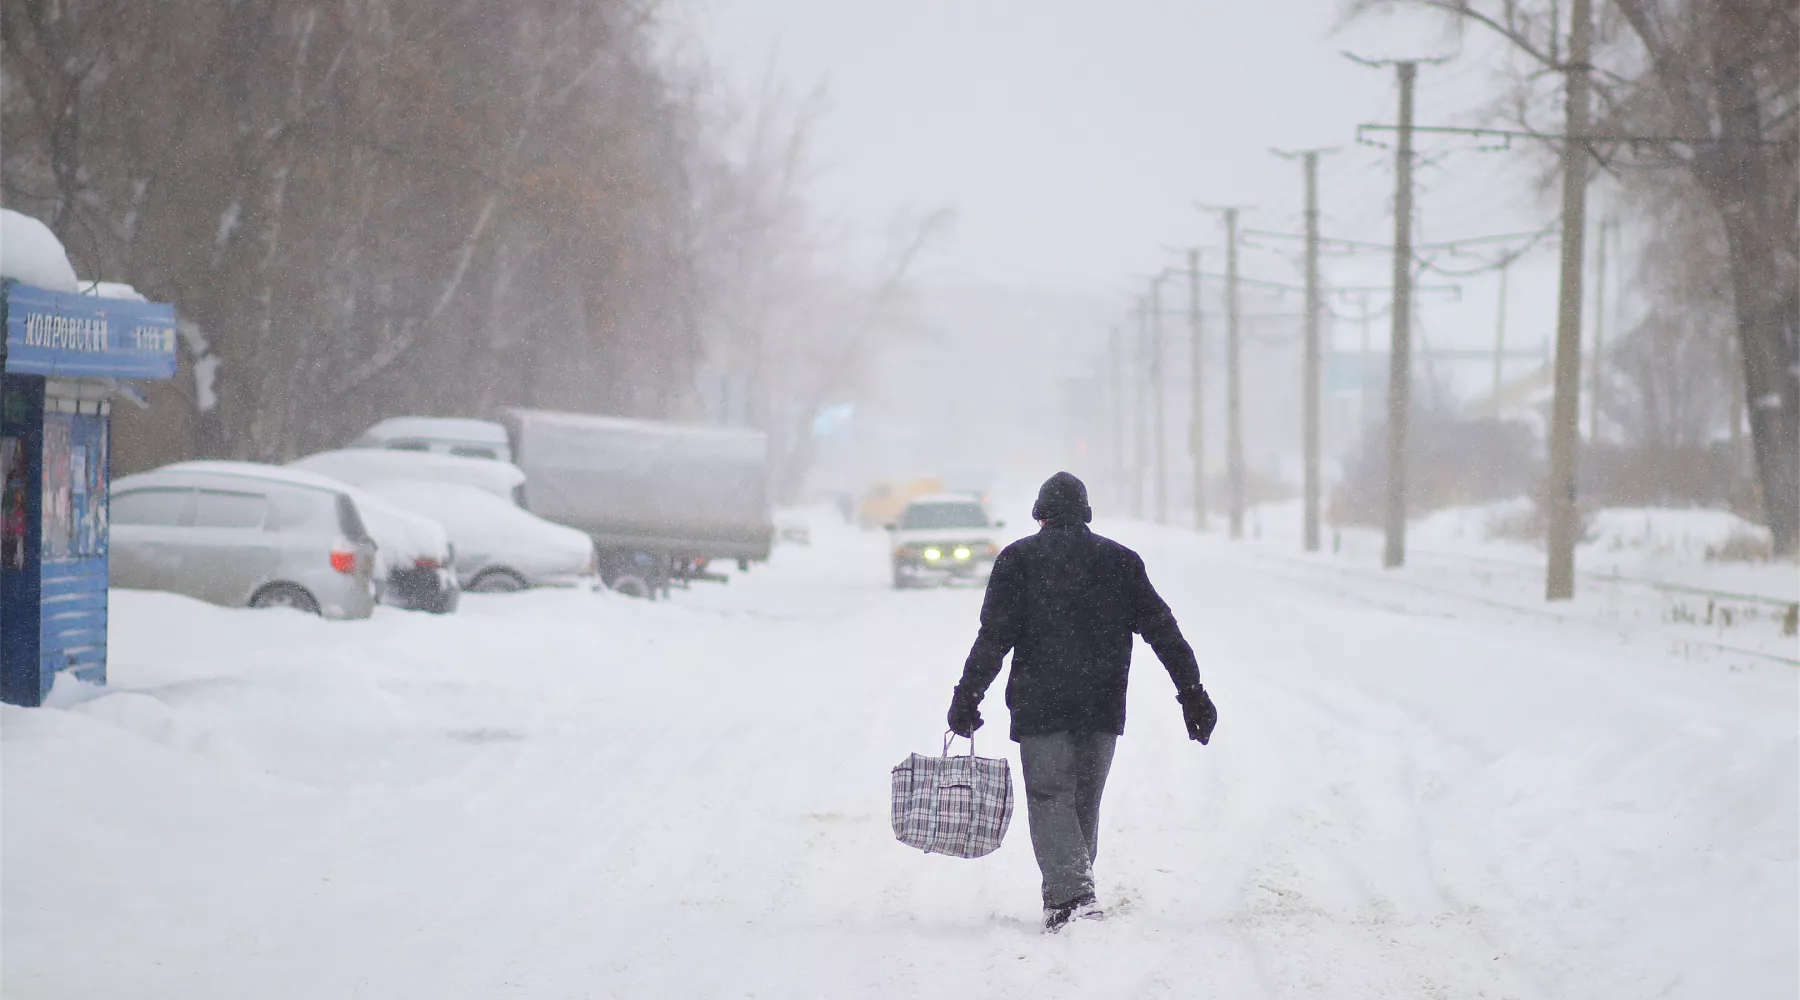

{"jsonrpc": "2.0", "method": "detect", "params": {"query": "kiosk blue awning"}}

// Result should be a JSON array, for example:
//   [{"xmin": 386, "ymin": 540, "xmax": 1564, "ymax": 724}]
[{"xmin": 4, "ymin": 281, "xmax": 177, "ymax": 380}]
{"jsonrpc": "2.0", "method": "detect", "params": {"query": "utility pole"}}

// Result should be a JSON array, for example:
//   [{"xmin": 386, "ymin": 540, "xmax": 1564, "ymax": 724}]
[
  {"xmin": 1303, "ymin": 154, "xmax": 1322, "ymax": 552},
  {"xmin": 1274, "ymin": 147, "xmax": 1333, "ymax": 553},
  {"xmin": 1150, "ymin": 275, "xmax": 1169, "ymax": 524},
  {"xmin": 1545, "ymin": 0, "xmax": 1592, "ymax": 601},
  {"xmin": 1492, "ymin": 258, "xmax": 1510, "ymax": 409},
  {"xmin": 1344, "ymin": 290, "xmax": 1377, "ymax": 425},
  {"xmin": 1385, "ymin": 61, "xmax": 1418, "ymax": 569},
  {"xmin": 1188, "ymin": 248, "xmax": 1206, "ymax": 531},
  {"xmin": 1101, "ymin": 321, "xmax": 1116, "ymax": 507},
  {"xmin": 1589, "ymin": 215, "xmax": 1609, "ymax": 442},
  {"xmin": 1132, "ymin": 301, "xmax": 1149, "ymax": 520},
  {"xmin": 1222, "ymin": 209, "xmax": 1245, "ymax": 539},
  {"xmin": 1348, "ymin": 51, "xmax": 1452, "ymax": 568}
]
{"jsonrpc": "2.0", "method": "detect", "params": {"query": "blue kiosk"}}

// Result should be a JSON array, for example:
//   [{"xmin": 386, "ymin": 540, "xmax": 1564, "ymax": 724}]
[{"xmin": 1, "ymin": 279, "xmax": 177, "ymax": 706}]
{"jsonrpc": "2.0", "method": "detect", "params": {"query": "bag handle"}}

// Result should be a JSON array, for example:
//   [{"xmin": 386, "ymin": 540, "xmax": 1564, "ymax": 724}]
[{"xmin": 943, "ymin": 729, "xmax": 975, "ymax": 758}]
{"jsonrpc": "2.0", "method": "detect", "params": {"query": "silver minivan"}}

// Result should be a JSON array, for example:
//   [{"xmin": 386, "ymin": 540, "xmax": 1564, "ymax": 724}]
[{"xmin": 110, "ymin": 468, "xmax": 379, "ymax": 619}]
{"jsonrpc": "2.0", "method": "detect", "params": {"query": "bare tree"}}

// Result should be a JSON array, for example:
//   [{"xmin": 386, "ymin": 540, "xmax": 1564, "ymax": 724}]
[
  {"xmin": 1352, "ymin": 0, "xmax": 1799, "ymax": 553},
  {"xmin": 2, "ymin": 0, "xmax": 722, "ymax": 467}
]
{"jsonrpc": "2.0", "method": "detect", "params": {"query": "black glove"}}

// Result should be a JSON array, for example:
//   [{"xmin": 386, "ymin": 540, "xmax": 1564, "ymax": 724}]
[
  {"xmin": 946, "ymin": 686, "xmax": 984, "ymax": 737},
  {"xmin": 1177, "ymin": 686, "xmax": 1217, "ymax": 745}
]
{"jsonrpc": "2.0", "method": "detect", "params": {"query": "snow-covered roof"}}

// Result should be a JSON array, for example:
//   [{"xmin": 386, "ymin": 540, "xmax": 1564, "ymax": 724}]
[
  {"xmin": 360, "ymin": 416, "xmax": 509, "ymax": 446},
  {"xmin": 908, "ymin": 492, "xmax": 987, "ymax": 506},
  {"xmin": 80, "ymin": 280, "xmax": 147, "ymax": 301},
  {"xmin": 290, "ymin": 449, "xmax": 524, "ymax": 500},
  {"xmin": 508, "ymin": 407, "xmax": 768, "ymax": 449},
  {"xmin": 1, "ymin": 209, "xmax": 78, "ymax": 292},
  {"xmin": 157, "ymin": 460, "xmax": 359, "ymax": 494}
]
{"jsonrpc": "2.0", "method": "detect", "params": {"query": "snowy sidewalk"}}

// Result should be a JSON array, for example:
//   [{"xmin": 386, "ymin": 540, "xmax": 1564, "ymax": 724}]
[{"xmin": 4, "ymin": 518, "xmax": 1795, "ymax": 998}]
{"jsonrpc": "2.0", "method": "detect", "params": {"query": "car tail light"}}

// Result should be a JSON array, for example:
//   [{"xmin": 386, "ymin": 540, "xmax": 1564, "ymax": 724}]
[
  {"xmin": 330, "ymin": 549, "xmax": 358, "ymax": 574},
  {"xmin": 414, "ymin": 557, "xmax": 441, "ymax": 570}
]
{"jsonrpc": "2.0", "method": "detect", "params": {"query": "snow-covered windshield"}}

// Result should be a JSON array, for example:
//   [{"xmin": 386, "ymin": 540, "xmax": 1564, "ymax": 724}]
[{"xmin": 901, "ymin": 502, "xmax": 988, "ymax": 530}]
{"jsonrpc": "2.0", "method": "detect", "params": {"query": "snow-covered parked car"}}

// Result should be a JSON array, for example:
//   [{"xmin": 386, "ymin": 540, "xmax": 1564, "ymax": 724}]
[
  {"xmin": 289, "ymin": 450, "xmax": 595, "ymax": 592},
  {"xmin": 333, "ymin": 481, "xmax": 460, "ymax": 614},
  {"xmin": 113, "ymin": 462, "xmax": 458, "ymax": 615},
  {"xmin": 292, "ymin": 445, "xmax": 523, "ymax": 501},
  {"xmin": 111, "ymin": 464, "xmax": 382, "ymax": 618},
  {"xmin": 364, "ymin": 480, "xmax": 596, "ymax": 592},
  {"xmin": 353, "ymin": 416, "xmax": 513, "ymax": 462}
]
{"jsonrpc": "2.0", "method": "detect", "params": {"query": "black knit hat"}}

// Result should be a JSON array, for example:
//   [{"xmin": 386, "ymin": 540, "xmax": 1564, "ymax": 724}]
[{"xmin": 1032, "ymin": 471, "xmax": 1092, "ymax": 525}]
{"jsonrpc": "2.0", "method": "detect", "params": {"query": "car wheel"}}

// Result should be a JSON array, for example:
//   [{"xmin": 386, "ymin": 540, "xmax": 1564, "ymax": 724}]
[
  {"xmin": 610, "ymin": 574, "xmax": 651, "ymax": 599},
  {"xmin": 892, "ymin": 566, "xmax": 911, "ymax": 590},
  {"xmin": 468, "ymin": 569, "xmax": 528, "ymax": 593},
  {"xmin": 249, "ymin": 583, "xmax": 321, "ymax": 615}
]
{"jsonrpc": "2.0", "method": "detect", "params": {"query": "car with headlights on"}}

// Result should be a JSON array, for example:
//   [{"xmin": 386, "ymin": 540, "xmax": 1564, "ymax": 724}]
[{"xmin": 886, "ymin": 494, "xmax": 1004, "ymax": 589}]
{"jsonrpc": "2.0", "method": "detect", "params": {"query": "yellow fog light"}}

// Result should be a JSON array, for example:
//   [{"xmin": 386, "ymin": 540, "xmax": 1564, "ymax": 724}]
[
  {"xmin": 923, "ymin": 547, "xmax": 942, "ymax": 561},
  {"xmin": 953, "ymin": 547, "xmax": 972, "ymax": 560}
]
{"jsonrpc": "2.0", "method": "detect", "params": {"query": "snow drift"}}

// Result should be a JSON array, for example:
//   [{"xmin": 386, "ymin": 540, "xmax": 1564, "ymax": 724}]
[{"xmin": 0, "ymin": 208, "xmax": 79, "ymax": 292}]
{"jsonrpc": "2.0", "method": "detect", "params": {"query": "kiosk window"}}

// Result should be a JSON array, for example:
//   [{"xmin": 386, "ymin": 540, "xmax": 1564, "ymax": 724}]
[{"xmin": 113, "ymin": 489, "xmax": 192, "ymax": 526}]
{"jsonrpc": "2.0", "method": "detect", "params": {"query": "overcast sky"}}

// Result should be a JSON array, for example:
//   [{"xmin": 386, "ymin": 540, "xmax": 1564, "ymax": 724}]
[{"xmin": 688, "ymin": 0, "xmax": 1603, "ymax": 385}]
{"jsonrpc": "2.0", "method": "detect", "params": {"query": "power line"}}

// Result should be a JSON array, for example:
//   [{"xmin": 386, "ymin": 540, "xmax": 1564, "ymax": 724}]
[{"xmin": 1355, "ymin": 123, "xmax": 1793, "ymax": 149}]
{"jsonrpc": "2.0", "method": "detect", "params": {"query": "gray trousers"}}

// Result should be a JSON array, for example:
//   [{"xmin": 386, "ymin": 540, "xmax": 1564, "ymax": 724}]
[{"xmin": 1018, "ymin": 731, "xmax": 1118, "ymax": 907}]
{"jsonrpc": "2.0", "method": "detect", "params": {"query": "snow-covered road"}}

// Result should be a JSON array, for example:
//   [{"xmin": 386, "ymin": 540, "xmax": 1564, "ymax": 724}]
[{"xmin": 5, "ymin": 514, "xmax": 1795, "ymax": 998}]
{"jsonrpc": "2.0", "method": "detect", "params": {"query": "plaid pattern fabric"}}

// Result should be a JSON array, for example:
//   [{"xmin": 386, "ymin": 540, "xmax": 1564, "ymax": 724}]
[{"xmin": 890, "ymin": 747, "xmax": 1014, "ymax": 859}]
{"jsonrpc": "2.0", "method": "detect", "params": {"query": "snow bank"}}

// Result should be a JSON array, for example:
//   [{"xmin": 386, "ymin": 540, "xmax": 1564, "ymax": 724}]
[
  {"xmin": 1584, "ymin": 505, "xmax": 1772, "ymax": 562},
  {"xmin": 0, "ymin": 208, "xmax": 78, "ymax": 292},
  {"xmin": 1339, "ymin": 498, "xmax": 1796, "ymax": 601},
  {"xmin": 1407, "ymin": 499, "xmax": 1776, "ymax": 564}
]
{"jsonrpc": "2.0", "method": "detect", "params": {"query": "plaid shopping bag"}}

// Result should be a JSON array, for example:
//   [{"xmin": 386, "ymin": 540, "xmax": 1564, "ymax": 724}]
[{"xmin": 890, "ymin": 733, "xmax": 1014, "ymax": 859}]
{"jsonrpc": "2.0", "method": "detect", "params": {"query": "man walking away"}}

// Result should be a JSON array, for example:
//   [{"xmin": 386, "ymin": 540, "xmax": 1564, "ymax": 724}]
[{"xmin": 946, "ymin": 471, "xmax": 1217, "ymax": 932}]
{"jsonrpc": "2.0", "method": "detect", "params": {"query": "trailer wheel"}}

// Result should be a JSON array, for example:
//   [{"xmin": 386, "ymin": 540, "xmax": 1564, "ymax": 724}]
[
  {"xmin": 610, "ymin": 574, "xmax": 652, "ymax": 599},
  {"xmin": 469, "ymin": 568, "xmax": 528, "ymax": 593}
]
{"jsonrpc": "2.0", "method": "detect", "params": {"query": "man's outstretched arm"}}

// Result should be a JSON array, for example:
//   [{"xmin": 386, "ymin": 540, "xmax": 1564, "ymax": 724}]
[
  {"xmin": 947, "ymin": 550, "xmax": 1024, "ymax": 734},
  {"xmin": 1129, "ymin": 557, "xmax": 1217, "ymax": 743}
]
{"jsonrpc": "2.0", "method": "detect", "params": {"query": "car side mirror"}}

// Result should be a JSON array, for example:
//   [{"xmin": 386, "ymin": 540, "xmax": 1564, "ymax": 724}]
[
  {"xmin": 993, "ymin": 520, "xmax": 1005, "ymax": 529},
  {"xmin": 883, "ymin": 523, "xmax": 897, "ymax": 532}
]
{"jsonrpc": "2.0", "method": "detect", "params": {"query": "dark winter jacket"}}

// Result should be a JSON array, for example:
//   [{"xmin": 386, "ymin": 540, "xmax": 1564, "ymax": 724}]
[{"xmin": 954, "ymin": 522, "xmax": 1203, "ymax": 740}]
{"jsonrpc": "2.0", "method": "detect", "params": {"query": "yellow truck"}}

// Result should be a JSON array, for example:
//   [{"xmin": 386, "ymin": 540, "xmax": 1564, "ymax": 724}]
[{"xmin": 858, "ymin": 477, "xmax": 944, "ymax": 529}]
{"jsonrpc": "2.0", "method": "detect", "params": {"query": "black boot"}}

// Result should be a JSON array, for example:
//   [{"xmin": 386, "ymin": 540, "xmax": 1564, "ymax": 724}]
[{"xmin": 1043, "ymin": 892, "xmax": 1102, "ymax": 933}]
